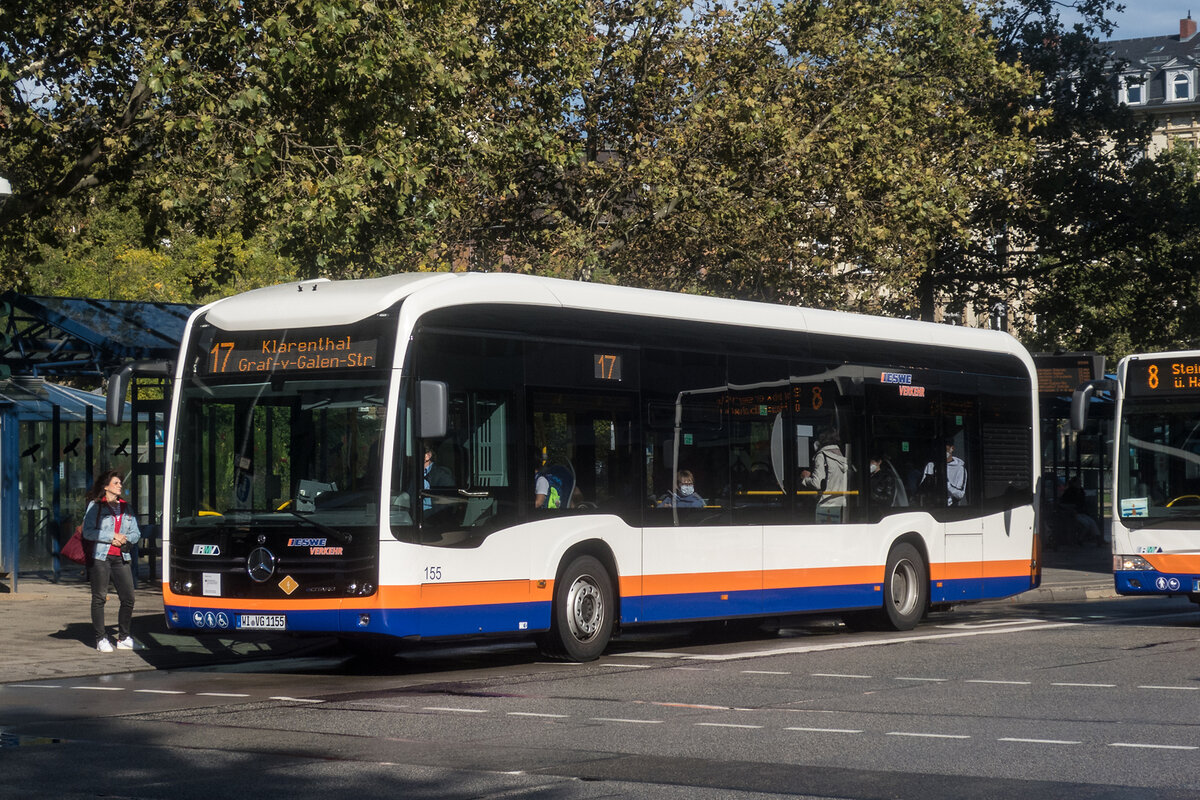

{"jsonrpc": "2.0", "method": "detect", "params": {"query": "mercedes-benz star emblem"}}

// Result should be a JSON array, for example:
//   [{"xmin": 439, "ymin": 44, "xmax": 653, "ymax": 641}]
[{"xmin": 246, "ymin": 547, "xmax": 276, "ymax": 583}]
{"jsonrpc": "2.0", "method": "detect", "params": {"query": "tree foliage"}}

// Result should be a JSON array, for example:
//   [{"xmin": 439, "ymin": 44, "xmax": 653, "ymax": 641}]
[{"xmin": 4, "ymin": 0, "xmax": 1198, "ymax": 361}]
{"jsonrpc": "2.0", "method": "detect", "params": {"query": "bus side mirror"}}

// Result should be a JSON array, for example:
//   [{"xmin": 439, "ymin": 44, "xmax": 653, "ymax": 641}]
[
  {"xmin": 419, "ymin": 380, "xmax": 448, "ymax": 439},
  {"xmin": 107, "ymin": 360, "xmax": 173, "ymax": 426},
  {"xmin": 1070, "ymin": 378, "xmax": 1116, "ymax": 432}
]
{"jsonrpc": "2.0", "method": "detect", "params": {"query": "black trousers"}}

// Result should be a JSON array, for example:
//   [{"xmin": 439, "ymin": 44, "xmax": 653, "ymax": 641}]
[{"xmin": 90, "ymin": 556, "xmax": 135, "ymax": 644}]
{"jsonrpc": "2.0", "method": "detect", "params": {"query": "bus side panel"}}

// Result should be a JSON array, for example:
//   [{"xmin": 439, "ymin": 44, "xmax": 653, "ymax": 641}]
[
  {"xmin": 640, "ymin": 524, "xmax": 762, "ymax": 623},
  {"xmin": 761, "ymin": 523, "xmax": 891, "ymax": 615}
]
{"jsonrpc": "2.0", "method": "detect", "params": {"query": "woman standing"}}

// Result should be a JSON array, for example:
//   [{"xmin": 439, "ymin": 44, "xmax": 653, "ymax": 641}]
[{"xmin": 81, "ymin": 470, "xmax": 141, "ymax": 652}]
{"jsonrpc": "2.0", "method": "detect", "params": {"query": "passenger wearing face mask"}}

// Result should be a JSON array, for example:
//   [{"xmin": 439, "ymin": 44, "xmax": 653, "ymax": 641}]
[
  {"xmin": 658, "ymin": 470, "xmax": 706, "ymax": 509},
  {"xmin": 869, "ymin": 453, "xmax": 909, "ymax": 509}
]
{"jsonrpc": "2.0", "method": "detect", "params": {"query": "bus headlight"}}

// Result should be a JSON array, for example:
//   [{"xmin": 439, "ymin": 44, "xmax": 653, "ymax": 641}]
[{"xmin": 1115, "ymin": 555, "xmax": 1154, "ymax": 571}]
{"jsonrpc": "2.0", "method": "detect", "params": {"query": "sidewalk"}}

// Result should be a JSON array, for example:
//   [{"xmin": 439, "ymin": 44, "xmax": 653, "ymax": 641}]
[
  {"xmin": 0, "ymin": 544, "xmax": 1118, "ymax": 684},
  {"xmin": 0, "ymin": 565, "xmax": 331, "ymax": 684}
]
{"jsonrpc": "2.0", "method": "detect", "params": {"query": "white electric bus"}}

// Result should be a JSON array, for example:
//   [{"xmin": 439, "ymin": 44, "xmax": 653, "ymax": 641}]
[
  {"xmin": 119, "ymin": 272, "xmax": 1041, "ymax": 660},
  {"xmin": 1074, "ymin": 351, "xmax": 1200, "ymax": 604}
]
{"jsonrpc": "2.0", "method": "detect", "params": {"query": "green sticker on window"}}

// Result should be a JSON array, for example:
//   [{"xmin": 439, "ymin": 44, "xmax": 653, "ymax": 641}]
[
  {"xmin": 684, "ymin": 433, "xmax": 693, "ymax": 445},
  {"xmin": 902, "ymin": 441, "xmax": 910, "ymax": 452},
  {"xmin": 956, "ymin": 415, "xmax": 963, "ymax": 425}
]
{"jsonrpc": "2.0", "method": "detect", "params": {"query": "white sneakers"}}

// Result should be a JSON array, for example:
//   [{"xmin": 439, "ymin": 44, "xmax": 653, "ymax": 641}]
[{"xmin": 96, "ymin": 637, "xmax": 141, "ymax": 652}]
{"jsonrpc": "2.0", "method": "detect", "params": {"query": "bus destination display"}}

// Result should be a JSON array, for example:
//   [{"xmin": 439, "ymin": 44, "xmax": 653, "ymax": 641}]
[
  {"xmin": 1126, "ymin": 356, "xmax": 1200, "ymax": 397},
  {"xmin": 203, "ymin": 333, "xmax": 379, "ymax": 374}
]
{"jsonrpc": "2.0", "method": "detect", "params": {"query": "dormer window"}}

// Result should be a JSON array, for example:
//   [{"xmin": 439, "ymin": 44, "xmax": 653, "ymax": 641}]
[
  {"xmin": 1122, "ymin": 75, "xmax": 1145, "ymax": 105},
  {"xmin": 1170, "ymin": 70, "xmax": 1193, "ymax": 101}
]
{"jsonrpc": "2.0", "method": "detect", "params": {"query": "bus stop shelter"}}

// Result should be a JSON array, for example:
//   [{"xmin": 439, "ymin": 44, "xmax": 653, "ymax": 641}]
[{"xmin": 0, "ymin": 292, "xmax": 194, "ymax": 590}]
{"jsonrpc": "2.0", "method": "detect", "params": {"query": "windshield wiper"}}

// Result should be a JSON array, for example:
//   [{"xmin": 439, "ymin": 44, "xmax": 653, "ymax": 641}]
[{"xmin": 285, "ymin": 509, "xmax": 353, "ymax": 543}]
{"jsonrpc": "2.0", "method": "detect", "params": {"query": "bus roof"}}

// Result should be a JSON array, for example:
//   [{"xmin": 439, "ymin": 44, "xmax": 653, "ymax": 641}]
[{"xmin": 200, "ymin": 272, "xmax": 1031, "ymax": 363}]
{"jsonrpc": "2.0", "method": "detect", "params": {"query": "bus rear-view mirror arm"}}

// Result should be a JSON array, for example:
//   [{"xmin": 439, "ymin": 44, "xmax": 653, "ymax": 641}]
[
  {"xmin": 1070, "ymin": 378, "xmax": 1117, "ymax": 432},
  {"xmin": 107, "ymin": 360, "xmax": 174, "ymax": 426}
]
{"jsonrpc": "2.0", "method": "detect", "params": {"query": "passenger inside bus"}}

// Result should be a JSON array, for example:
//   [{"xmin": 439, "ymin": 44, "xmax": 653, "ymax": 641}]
[
  {"xmin": 657, "ymin": 469, "xmax": 706, "ymax": 508},
  {"xmin": 534, "ymin": 463, "xmax": 576, "ymax": 509}
]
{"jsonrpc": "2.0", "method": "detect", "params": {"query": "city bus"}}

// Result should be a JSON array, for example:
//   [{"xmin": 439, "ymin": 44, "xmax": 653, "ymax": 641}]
[
  {"xmin": 119, "ymin": 272, "xmax": 1041, "ymax": 661},
  {"xmin": 1074, "ymin": 350, "xmax": 1200, "ymax": 605}
]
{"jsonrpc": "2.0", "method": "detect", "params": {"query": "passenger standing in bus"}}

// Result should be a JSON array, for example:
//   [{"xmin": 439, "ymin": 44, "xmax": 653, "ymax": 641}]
[
  {"xmin": 801, "ymin": 429, "xmax": 847, "ymax": 523},
  {"xmin": 924, "ymin": 441, "xmax": 967, "ymax": 506},
  {"xmin": 81, "ymin": 470, "xmax": 142, "ymax": 653}
]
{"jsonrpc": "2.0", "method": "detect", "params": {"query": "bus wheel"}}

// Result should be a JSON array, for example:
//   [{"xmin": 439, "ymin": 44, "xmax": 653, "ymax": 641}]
[
  {"xmin": 880, "ymin": 542, "xmax": 928, "ymax": 631},
  {"xmin": 541, "ymin": 555, "xmax": 614, "ymax": 662}
]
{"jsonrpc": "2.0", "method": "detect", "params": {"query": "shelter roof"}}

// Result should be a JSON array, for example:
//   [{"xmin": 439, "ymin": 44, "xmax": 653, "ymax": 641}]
[{"xmin": 0, "ymin": 293, "xmax": 194, "ymax": 378}]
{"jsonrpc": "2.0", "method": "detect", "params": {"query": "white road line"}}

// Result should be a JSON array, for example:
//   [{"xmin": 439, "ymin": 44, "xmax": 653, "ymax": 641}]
[
  {"xmin": 1138, "ymin": 685, "xmax": 1199, "ymax": 691},
  {"xmin": 508, "ymin": 712, "xmax": 568, "ymax": 719},
  {"xmin": 198, "ymin": 692, "xmax": 250, "ymax": 698},
  {"xmin": 695, "ymin": 723, "xmax": 763, "ymax": 729},
  {"xmin": 6, "ymin": 684, "xmax": 62, "ymax": 689},
  {"xmin": 71, "ymin": 686, "xmax": 124, "ymax": 691},
  {"xmin": 786, "ymin": 726, "xmax": 863, "ymax": 734},
  {"xmin": 966, "ymin": 680, "xmax": 1031, "ymax": 685},
  {"xmin": 888, "ymin": 732, "xmax": 971, "ymax": 739},
  {"xmin": 424, "ymin": 707, "xmax": 487, "ymax": 714},
  {"xmin": 812, "ymin": 673, "xmax": 872, "ymax": 679},
  {"xmin": 999, "ymin": 737, "xmax": 1081, "ymax": 745},
  {"xmin": 591, "ymin": 718, "xmax": 663, "ymax": 724},
  {"xmin": 1051, "ymin": 683, "xmax": 1116, "ymax": 688},
  {"xmin": 896, "ymin": 677, "xmax": 948, "ymax": 682},
  {"xmin": 742, "ymin": 670, "xmax": 790, "ymax": 675},
  {"xmin": 1110, "ymin": 742, "xmax": 1199, "ymax": 750},
  {"xmin": 600, "ymin": 663, "xmax": 653, "ymax": 669},
  {"xmin": 671, "ymin": 666, "xmax": 716, "ymax": 671},
  {"xmin": 134, "ymin": 689, "xmax": 186, "ymax": 695},
  {"xmin": 686, "ymin": 620, "xmax": 1076, "ymax": 661},
  {"xmin": 620, "ymin": 652, "xmax": 692, "ymax": 658},
  {"xmin": 270, "ymin": 697, "xmax": 324, "ymax": 703}
]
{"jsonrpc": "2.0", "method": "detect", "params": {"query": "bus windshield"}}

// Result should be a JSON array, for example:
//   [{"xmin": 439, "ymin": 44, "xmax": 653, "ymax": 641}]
[
  {"xmin": 172, "ymin": 374, "xmax": 390, "ymax": 529},
  {"xmin": 1118, "ymin": 401, "xmax": 1200, "ymax": 522}
]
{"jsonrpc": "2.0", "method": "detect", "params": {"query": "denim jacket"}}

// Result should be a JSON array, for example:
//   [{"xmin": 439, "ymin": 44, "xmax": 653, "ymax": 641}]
[{"xmin": 81, "ymin": 499, "xmax": 141, "ymax": 563}]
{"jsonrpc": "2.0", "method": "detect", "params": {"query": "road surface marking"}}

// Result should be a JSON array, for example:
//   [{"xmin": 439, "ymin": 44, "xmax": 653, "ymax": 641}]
[
  {"xmin": 508, "ymin": 712, "xmax": 568, "ymax": 718},
  {"xmin": 1052, "ymin": 683, "xmax": 1115, "ymax": 688},
  {"xmin": 686, "ymin": 620, "xmax": 1076, "ymax": 661},
  {"xmin": 592, "ymin": 717, "xmax": 663, "ymax": 724},
  {"xmin": 271, "ymin": 697, "xmax": 324, "ymax": 703},
  {"xmin": 812, "ymin": 673, "xmax": 872, "ymax": 679},
  {"xmin": 888, "ymin": 732, "xmax": 971, "ymax": 739},
  {"xmin": 966, "ymin": 680, "xmax": 1031, "ymax": 685},
  {"xmin": 71, "ymin": 686, "xmax": 124, "ymax": 691},
  {"xmin": 999, "ymin": 738, "xmax": 1080, "ymax": 745},
  {"xmin": 198, "ymin": 692, "xmax": 250, "ymax": 698},
  {"xmin": 786, "ymin": 727, "xmax": 863, "ymax": 734},
  {"xmin": 134, "ymin": 689, "xmax": 186, "ymax": 695},
  {"xmin": 896, "ymin": 677, "xmax": 948, "ymax": 682},
  {"xmin": 1110, "ymin": 742, "xmax": 1198, "ymax": 750},
  {"xmin": 424, "ymin": 706, "xmax": 487, "ymax": 713},
  {"xmin": 742, "ymin": 670, "xmax": 790, "ymax": 675},
  {"xmin": 696, "ymin": 723, "xmax": 762, "ymax": 729}
]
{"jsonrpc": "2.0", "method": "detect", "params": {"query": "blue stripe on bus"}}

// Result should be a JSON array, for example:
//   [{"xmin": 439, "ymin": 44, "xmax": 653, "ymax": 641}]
[
  {"xmin": 1115, "ymin": 570, "xmax": 1198, "ymax": 596},
  {"xmin": 932, "ymin": 575, "xmax": 1033, "ymax": 603}
]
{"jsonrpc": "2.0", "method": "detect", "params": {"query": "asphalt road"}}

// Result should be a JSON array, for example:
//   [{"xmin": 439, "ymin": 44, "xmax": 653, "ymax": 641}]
[{"xmin": 3, "ymin": 596, "xmax": 1198, "ymax": 799}]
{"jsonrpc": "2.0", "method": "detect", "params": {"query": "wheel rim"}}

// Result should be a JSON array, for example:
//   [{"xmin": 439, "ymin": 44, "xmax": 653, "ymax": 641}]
[
  {"xmin": 566, "ymin": 573, "xmax": 604, "ymax": 642},
  {"xmin": 889, "ymin": 558, "xmax": 919, "ymax": 616}
]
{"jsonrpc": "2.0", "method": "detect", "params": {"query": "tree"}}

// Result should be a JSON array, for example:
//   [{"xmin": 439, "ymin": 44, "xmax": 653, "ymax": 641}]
[{"xmin": 458, "ymin": 0, "xmax": 1040, "ymax": 310}]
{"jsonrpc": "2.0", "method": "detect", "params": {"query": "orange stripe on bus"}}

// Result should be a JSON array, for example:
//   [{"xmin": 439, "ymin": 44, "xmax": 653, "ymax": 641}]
[
  {"xmin": 763, "ymin": 566, "xmax": 881, "ymax": 590},
  {"xmin": 929, "ymin": 559, "xmax": 1028, "ymax": 581},
  {"xmin": 641, "ymin": 571, "xmax": 762, "ymax": 596},
  {"xmin": 1145, "ymin": 553, "xmax": 1200, "ymax": 573}
]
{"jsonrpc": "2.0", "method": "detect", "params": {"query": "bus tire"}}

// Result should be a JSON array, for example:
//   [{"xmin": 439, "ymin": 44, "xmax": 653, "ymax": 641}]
[
  {"xmin": 880, "ymin": 542, "xmax": 928, "ymax": 631},
  {"xmin": 540, "ymin": 555, "xmax": 614, "ymax": 662}
]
